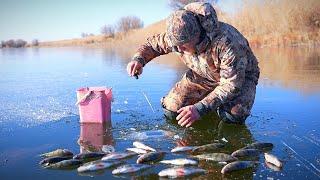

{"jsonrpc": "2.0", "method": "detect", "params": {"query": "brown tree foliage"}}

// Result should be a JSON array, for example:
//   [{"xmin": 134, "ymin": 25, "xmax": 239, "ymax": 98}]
[
  {"xmin": 101, "ymin": 25, "xmax": 115, "ymax": 37},
  {"xmin": 117, "ymin": 16, "xmax": 144, "ymax": 33}
]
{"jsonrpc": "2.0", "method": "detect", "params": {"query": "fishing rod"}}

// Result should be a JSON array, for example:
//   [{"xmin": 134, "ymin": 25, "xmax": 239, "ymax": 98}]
[{"xmin": 134, "ymin": 71, "xmax": 156, "ymax": 114}]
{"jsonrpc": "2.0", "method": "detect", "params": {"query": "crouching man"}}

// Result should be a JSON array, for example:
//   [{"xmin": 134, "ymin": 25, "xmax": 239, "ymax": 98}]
[{"xmin": 127, "ymin": 2, "xmax": 260, "ymax": 127}]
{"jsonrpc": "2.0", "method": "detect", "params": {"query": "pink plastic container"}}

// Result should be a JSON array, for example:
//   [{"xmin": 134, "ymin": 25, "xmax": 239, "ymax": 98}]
[{"xmin": 76, "ymin": 87, "xmax": 112, "ymax": 123}]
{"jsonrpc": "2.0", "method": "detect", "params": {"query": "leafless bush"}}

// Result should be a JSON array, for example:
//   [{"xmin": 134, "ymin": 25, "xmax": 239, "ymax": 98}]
[
  {"xmin": 81, "ymin": 32, "xmax": 89, "ymax": 38},
  {"xmin": 1, "ymin": 39, "xmax": 27, "ymax": 48},
  {"xmin": 101, "ymin": 24, "xmax": 115, "ymax": 37},
  {"xmin": 117, "ymin": 16, "xmax": 144, "ymax": 33},
  {"xmin": 0, "ymin": 41, "xmax": 5, "ymax": 48},
  {"xmin": 168, "ymin": 0, "xmax": 217, "ymax": 10},
  {"xmin": 32, "ymin": 39, "xmax": 39, "ymax": 46},
  {"xmin": 15, "ymin": 39, "xmax": 27, "ymax": 48}
]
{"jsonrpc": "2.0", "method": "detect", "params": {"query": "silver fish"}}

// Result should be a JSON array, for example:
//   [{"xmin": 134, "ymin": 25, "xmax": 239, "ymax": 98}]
[
  {"xmin": 112, "ymin": 164, "xmax": 151, "ymax": 175},
  {"xmin": 192, "ymin": 143, "xmax": 224, "ymax": 153},
  {"xmin": 136, "ymin": 152, "xmax": 165, "ymax": 164},
  {"xmin": 158, "ymin": 167, "xmax": 206, "ymax": 178},
  {"xmin": 77, "ymin": 160, "xmax": 123, "ymax": 173},
  {"xmin": 39, "ymin": 156, "xmax": 71, "ymax": 166},
  {"xmin": 126, "ymin": 148, "xmax": 148, "ymax": 154},
  {"xmin": 73, "ymin": 152, "xmax": 105, "ymax": 161},
  {"xmin": 40, "ymin": 149, "xmax": 73, "ymax": 158},
  {"xmin": 133, "ymin": 141, "xmax": 156, "ymax": 152},
  {"xmin": 231, "ymin": 149, "xmax": 260, "ymax": 158},
  {"xmin": 45, "ymin": 159, "xmax": 82, "ymax": 169},
  {"xmin": 160, "ymin": 158, "xmax": 198, "ymax": 166},
  {"xmin": 101, "ymin": 152, "xmax": 136, "ymax": 161},
  {"xmin": 265, "ymin": 162, "xmax": 281, "ymax": 171},
  {"xmin": 264, "ymin": 153, "xmax": 283, "ymax": 168},
  {"xmin": 242, "ymin": 142, "xmax": 273, "ymax": 151},
  {"xmin": 221, "ymin": 161, "xmax": 257, "ymax": 174},
  {"xmin": 171, "ymin": 146, "xmax": 197, "ymax": 153},
  {"xmin": 194, "ymin": 153, "xmax": 238, "ymax": 162}
]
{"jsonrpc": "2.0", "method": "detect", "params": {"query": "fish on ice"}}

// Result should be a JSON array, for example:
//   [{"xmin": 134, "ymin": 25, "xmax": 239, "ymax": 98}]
[
  {"xmin": 126, "ymin": 148, "xmax": 148, "ymax": 154},
  {"xmin": 193, "ymin": 153, "xmax": 238, "ymax": 162},
  {"xmin": 112, "ymin": 164, "xmax": 151, "ymax": 175},
  {"xmin": 231, "ymin": 149, "xmax": 260, "ymax": 158},
  {"xmin": 242, "ymin": 142, "xmax": 273, "ymax": 151},
  {"xmin": 221, "ymin": 161, "xmax": 257, "ymax": 174},
  {"xmin": 264, "ymin": 153, "xmax": 283, "ymax": 168},
  {"xmin": 133, "ymin": 141, "xmax": 156, "ymax": 152},
  {"xmin": 77, "ymin": 160, "xmax": 123, "ymax": 173},
  {"xmin": 40, "ymin": 149, "xmax": 73, "ymax": 158},
  {"xmin": 192, "ymin": 143, "xmax": 224, "ymax": 153},
  {"xmin": 136, "ymin": 152, "xmax": 165, "ymax": 164},
  {"xmin": 171, "ymin": 146, "xmax": 197, "ymax": 153},
  {"xmin": 73, "ymin": 152, "xmax": 105, "ymax": 161},
  {"xmin": 101, "ymin": 152, "xmax": 136, "ymax": 161},
  {"xmin": 158, "ymin": 167, "xmax": 206, "ymax": 178},
  {"xmin": 160, "ymin": 158, "xmax": 198, "ymax": 166},
  {"xmin": 39, "ymin": 156, "xmax": 72, "ymax": 166},
  {"xmin": 45, "ymin": 159, "xmax": 82, "ymax": 169}
]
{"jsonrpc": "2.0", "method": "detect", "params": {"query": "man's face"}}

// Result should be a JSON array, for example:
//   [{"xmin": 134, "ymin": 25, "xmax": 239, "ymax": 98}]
[{"xmin": 175, "ymin": 33, "xmax": 200, "ymax": 55}]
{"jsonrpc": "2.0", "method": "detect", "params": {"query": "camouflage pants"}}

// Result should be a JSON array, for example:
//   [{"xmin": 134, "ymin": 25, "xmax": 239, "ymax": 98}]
[{"xmin": 161, "ymin": 70, "xmax": 257, "ymax": 124}]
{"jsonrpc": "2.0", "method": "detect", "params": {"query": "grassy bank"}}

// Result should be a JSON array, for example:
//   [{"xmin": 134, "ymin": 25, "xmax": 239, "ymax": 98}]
[{"xmin": 36, "ymin": 0, "xmax": 319, "ymax": 50}]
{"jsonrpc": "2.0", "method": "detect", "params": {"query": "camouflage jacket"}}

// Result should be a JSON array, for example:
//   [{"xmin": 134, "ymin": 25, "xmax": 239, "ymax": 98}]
[{"xmin": 132, "ymin": 3, "xmax": 260, "ymax": 115}]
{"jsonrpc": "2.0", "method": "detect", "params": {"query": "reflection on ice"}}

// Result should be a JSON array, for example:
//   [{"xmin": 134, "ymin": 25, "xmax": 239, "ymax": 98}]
[
  {"xmin": 127, "ymin": 130, "xmax": 174, "ymax": 140},
  {"xmin": 78, "ymin": 122, "xmax": 114, "ymax": 153}
]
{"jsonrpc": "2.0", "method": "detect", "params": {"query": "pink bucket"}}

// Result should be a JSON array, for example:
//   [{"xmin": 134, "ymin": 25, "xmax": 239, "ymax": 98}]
[{"xmin": 76, "ymin": 87, "xmax": 112, "ymax": 123}]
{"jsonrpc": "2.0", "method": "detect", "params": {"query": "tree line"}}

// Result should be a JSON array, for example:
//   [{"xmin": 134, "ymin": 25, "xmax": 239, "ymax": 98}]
[
  {"xmin": 82, "ymin": 15, "xmax": 144, "ymax": 38},
  {"xmin": 1, "ymin": 39, "xmax": 39, "ymax": 48}
]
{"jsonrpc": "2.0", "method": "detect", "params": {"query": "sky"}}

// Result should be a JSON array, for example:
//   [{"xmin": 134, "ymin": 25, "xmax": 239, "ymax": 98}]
[{"xmin": 0, "ymin": 0, "xmax": 239, "ymax": 42}]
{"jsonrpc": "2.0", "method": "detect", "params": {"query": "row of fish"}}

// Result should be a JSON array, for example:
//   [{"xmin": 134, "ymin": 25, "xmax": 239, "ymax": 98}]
[{"xmin": 38, "ymin": 141, "xmax": 283, "ymax": 177}]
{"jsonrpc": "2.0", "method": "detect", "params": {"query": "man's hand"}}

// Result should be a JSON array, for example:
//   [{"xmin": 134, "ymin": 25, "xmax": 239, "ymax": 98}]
[
  {"xmin": 176, "ymin": 105, "xmax": 200, "ymax": 128},
  {"xmin": 127, "ymin": 61, "xmax": 143, "ymax": 77}
]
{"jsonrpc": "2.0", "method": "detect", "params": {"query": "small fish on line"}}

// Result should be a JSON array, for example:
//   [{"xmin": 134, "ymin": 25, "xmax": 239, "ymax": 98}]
[
  {"xmin": 101, "ymin": 152, "xmax": 136, "ymax": 161},
  {"xmin": 40, "ymin": 149, "xmax": 73, "ymax": 158},
  {"xmin": 136, "ymin": 152, "xmax": 166, "ymax": 164},
  {"xmin": 264, "ymin": 153, "xmax": 283, "ymax": 168},
  {"xmin": 133, "ymin": 141, "xmax": 156, "ymax": 152},
  {"xmin": 221, "ymin": 161, "xmax": 257, "ymax": 174},
  {"xmin": 160, "ymin": 158, "xmax": 198, "ymax": 166},
  {"xmin": 112, "ymin": 164, "xmax": 151, "ymax": 175},
  {"xmin": 158, "ymin": 167, "xmax": 206, "ymax": 178},
  {"xmin": 77, "ymin": 160, "xmax": 123, "ymax": 173}
]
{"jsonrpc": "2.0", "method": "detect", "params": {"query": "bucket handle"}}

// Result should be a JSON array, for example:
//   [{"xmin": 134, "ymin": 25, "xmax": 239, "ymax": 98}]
[{"xmin": 75, "ymin": 91, "xmax": 94, "ymax": 105}]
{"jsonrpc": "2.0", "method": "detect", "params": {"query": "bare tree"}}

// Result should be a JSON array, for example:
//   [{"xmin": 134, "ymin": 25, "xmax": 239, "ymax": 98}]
[
  {"xmin": 101, "ymin": 24, "xmax": 115, "ymax": 37},
  {"xmin": 14, "ymin": 39, "xmax": 27, "ymax": 48},
  {"xmin": 32, "ymin": 39, "xmax": 39, "ymax": 46},
  {"xmin": 0, "ymin": 41, "xmax": 4, "ymax": 48},
  {"xmin": 117, "ymin": 16, "xmax": 144, "ymax": 33},
  {"xmin": 81, "ymin": 32, "xmax": 89, "ymax": 38},
  {"xmin": 168, "ymin": 0, "xmax": 218, "ymax": 10},
  {"xmin": 5, "ymin": 40, "xmax": 14, "ymax": 47}
]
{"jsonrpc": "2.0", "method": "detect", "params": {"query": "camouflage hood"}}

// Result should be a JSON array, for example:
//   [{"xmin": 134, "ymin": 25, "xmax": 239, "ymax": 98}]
[{"xmin": 183, "ymin": 2, "xmax": 220, "ymax": 41}]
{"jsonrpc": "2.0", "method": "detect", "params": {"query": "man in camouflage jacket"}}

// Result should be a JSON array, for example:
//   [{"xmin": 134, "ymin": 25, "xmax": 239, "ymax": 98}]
[{"xmin": 127, "ymin": 2, "xmax": 260, "ymax": 127}]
